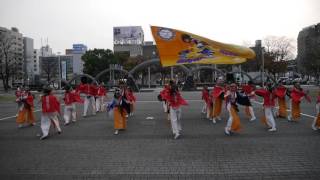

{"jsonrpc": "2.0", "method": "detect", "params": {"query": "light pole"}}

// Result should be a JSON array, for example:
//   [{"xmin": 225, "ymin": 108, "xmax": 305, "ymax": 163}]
[
  {"xmin": 261, "ymin": 49, "xmax": 265, "ymax": 87},
  {"xmin": 148, "ymin": 66, "xmax": 151, "ymax": 88},
  {"xmin": 57, "ymin": 52, "xmax": 61, "ymax": 89}
]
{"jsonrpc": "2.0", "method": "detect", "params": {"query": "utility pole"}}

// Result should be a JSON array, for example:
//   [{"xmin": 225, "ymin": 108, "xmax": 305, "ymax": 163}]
[
  {"xmin": 57, "ymin": 52, "xmax": 61, "ymax": 89},
  {"xmin": 261, "ymin": 49, "xmax": 265, "ymax": 87},
  {"xmin": 148, "ymin": 66, "xmax": 151, "ymax": 88}
]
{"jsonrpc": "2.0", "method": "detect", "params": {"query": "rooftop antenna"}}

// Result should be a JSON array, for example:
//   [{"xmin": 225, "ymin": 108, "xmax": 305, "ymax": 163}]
[{"xmin": 41, "ymin": 38, "xmax": 44, "ymax": 56}]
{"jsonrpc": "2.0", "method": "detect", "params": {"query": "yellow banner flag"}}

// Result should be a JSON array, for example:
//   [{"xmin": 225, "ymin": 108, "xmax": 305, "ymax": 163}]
[{"xmin": 151, "ymin": 26, "xmax": 256, "ymax": 67}]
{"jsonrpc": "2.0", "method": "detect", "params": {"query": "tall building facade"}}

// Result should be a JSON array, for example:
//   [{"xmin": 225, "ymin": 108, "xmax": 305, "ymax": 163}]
[
  {"xmin": 297, "ymin": 23, "xmax": 320, "ymax": 73},
  {"xmin": 0, "ymin": 27, "xmax": 24, "ymax": 85},
  {"xmin": 23, "ymin": 37, "xmax": 34, "ymax": 84},
  {"xmin": 65, "ymin": 44, "xmax": 87, "ymax": 74},
  {"xmin": 33, "ymin": 49, "xmax": 40, "ymax": 75},
  {"xmin": 113, "ymin": 26, "xmax": 144, "ymax": 57},
  {"xmin": 142, "ymin": 41, "xmax": 158, "ymax": 59},
  {"xmin": 40, "ymin": 45, "xmax": 53, "ymax": 56}
]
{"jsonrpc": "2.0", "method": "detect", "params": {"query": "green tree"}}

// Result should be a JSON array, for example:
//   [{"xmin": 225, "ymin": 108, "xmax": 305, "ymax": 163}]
[
  {"xmin": 82, "ymin": 49, "xmax": 118, "ymax": 76},
  {"xmin": 264, "ymin": 52, "xmax": 288, "ymax": 78}
]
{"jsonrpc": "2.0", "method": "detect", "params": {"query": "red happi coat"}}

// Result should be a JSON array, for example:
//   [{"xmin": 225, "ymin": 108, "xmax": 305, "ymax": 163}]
[
  {"xmin": 242, "ymin": 84, "xmax": 255, "ymax": 98},
  {"xmin": 290, "ymin": 88, "xmax": 311, "ymax": 103},
  {"xmin": 96, "ymin": 86, "xmax": 107, "ymax": 97},
  {"xmin": 166, "ymin": 91, "xmax": 188, "ymax": 109},
  {"xmin": 255, "ymin": 89, "xmax": 276, "ymax": 107},
  {"xmin": 64, "ymin": 91, "xmax": 84, "ymax": 105},
  {"xmin": 274, "ymin": 85, "xmax": 287, "ymax": 98},
  {"xmin": 126, "ymin": 90, "xmax": 136, "ymax": 102},
  {"xmin": 77, "ymin": 83, "xmax": 97, "ymax": 96},
  {"xmin": 26, "ymin": 94, "xmax": 34, "ymax": 107},
  {"xmin": 211, "ymin": 86, "xmax": 224, "ymax": 99},
  {"xmin": 42, "ymin": 95, "xmax": 60, "ymax": 113},
  {"xmin": 160, "ymin": 86, "xmax": 170, "ymax": 101},
  {"xmin": 201, "ymin": 89, "xmax": 211, "ymax": 105}
]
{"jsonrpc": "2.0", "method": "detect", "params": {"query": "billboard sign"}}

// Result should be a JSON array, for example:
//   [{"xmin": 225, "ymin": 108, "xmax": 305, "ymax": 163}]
[
  {"xmin": 113, "ymin": 26, "xmax": 144, "ymax": 45},
  {"xmin": 61, "ymin": 60, "xmax": 67, "ymax": 80},
  {"xmin": 72, "ymin": 44, "xmax": 87, "ymax": 54}
]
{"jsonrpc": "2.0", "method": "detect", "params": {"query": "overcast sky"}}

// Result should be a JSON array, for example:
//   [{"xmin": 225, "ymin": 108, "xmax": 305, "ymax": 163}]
[{"xmin": 0, "ymin": 0, "xmax": 319, "ymax": 54}]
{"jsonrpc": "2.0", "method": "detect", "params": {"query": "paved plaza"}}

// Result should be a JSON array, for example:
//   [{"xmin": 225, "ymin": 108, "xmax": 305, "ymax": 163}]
[{"xmin": 0, "ymin": 90, "xmax": 320, "ymax": 179}]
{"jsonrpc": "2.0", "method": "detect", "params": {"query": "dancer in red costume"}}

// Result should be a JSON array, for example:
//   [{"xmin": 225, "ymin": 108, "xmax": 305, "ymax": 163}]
[{"xmin": 162, "ymin": 81, "xmax": 188, "ymax": 139}]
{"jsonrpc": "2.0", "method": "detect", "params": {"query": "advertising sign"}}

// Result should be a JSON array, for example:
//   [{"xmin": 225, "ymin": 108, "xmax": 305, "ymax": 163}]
[{"xmin": 113, "ymin": 26, "xmax": 144, "ymax": 45}]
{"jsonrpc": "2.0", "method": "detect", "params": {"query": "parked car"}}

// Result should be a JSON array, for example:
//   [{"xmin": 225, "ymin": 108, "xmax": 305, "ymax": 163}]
[{"xmin": 278, "ymin": 77, "xmax": 293, "ymax": 85}]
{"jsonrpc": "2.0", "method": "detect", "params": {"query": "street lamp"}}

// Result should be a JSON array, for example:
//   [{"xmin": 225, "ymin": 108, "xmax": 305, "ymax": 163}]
[
  {"xmin": 261, "ymin": 49, "xmax": 265, "ymax": 87},
  {"xmin": 57, "ymin": 52, "xmax": 61, "ymax": 89}
]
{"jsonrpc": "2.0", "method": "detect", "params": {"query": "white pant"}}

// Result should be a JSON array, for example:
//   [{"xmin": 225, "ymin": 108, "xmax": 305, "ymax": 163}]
[
  {"xmin": 312, "ymin": 103, "xmax": 320, "ymax": 127},
  {"xmin": 202, "ymin": 101, "xmax": 207, "ymax": 113},
  {"xmin": 64, "ymin": 104, "xmax": 76, "ymax": 123},
  {"xmin": 206, "ymin": 104, "xmax": 211, "ymax": 119},
  {"xmin": 226, "ymin": 103, "xmax": 233, "ymax": 130},
  {"xmin": 96, "ymin": 96, "xmax": 105, "ymax": 112},
  {"xmin": 265, "ymin": 107, "xmax": 276, "ymax": 129},
  {"xmin": 248, "ymin": 106, "xmax": 256, "ymax": 118},
  {"xmin": 83, "ymin": 96, "xmax": 96, "ymax": 116},
  {"xmin": 170, "ymin": 107, "xmax": 182, "ymax": 135},
  {"xmin": 162, "ymin": 101, "xmax": 168, "ymax": 113},
  {"xmin": 41, "ymin": 112, "xmax": 61, "ymax": 137}
]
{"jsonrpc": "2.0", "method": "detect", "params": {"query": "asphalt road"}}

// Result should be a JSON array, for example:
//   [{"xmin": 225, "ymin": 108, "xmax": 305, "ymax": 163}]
[{"xmin": 0, "ymin": 90, "xmax": 319, "ymax": 179}]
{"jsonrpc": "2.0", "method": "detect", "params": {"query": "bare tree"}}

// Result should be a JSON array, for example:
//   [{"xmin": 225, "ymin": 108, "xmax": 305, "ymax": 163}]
[
  {"xmin": 264, "ymin": 36, "xmax": 296, "ymax": 61},
  {"xmin": 0, "ymin": 33, "xmax": 16, "ymax": 91},
  {"xmin": 40, "ymin": 57, "xmax": 58, "ymax": 83},
  {"xmin": 263, "ymin": 36, "xmax": 296, "ymax": 79}
]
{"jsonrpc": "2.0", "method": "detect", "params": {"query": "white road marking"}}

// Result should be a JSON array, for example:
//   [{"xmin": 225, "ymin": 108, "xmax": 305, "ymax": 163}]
[
  {"xmin": 0, "ymin": 109, "xmax": 41, "ymax": 121},
  {"xmin": 252, "ymin": 100, "xmax": 316, "ymax": 119},
  {"xmin": 0, "ymin": 103, "xmax": 65, "ymax": 121}
]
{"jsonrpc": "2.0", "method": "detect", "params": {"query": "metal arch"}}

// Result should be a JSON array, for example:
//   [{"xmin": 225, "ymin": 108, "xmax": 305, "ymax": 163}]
[
  {"xmin": 231, "ymin": 71, "xmax": 254, "ymax": 82},
  {"xmin": 128, "ymin": 58, "xmax": 191, "ymax": 76},
  {"xmin": 49, "ymin": 79, "xmax": 69, "ymax": 85},
  {"xmin": 252, "ymin": 73, "xmax": 276, "ymax": 84},
  {"xmin": 188, "ymin": 66, "xmax": 225, "ymax": 76},
  {"xmin": 67, "ymin": 73, "xmax": 98, "ymax": 85},
  {"xmin": 95, "ymin": 67, "xmax": 131, "ymax": 81}
]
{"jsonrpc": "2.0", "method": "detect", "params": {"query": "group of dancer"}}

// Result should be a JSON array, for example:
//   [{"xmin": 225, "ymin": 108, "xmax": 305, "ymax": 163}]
[
  {"xmin": 14, "ymin": 81, "xmax": 136, "ymax": 140},
  {"xmin": 14, "ymin": 77, "xmax": 320, "ymax": 140},
  {"xmin": 199, "ymin": 77, "xmax": 320, "ymax": 135},
  {"xmin": 159, "ymin": 78, "xmax": 320, "ymax": 137}
]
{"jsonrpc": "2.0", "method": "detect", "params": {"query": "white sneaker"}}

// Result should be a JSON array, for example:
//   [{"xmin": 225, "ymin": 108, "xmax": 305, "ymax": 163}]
[
  {"xmin": 287, "ymin": 116, "xmax": 292, "ymax": 122},
  {"xmin": 40, "ymin": 135, "xmax": 48, "ymax": 140},
  {"xmin": 18, "ymin": 124, "xmax": 23, "ymax": 128},
  {"xmin": 268, "ymin": 128, "xmax": 277, "ymax": 132},
  {"xmin": 217, "ymin": 117, "xmax": 222, "ymax": 121},
  {"xmin": 250, "ymin": 117, "xmax": 256, "ymax": 122},
  {"xmin": 312, "ymin": 125, "xmax": 318, "ymax": 131},
  {"xmin": 212, "ymin": 119, "xmax": 216, "ymax": 124},
  {"xmin": 174, "ymin": 134, "xmax": 180, "ymax": 139},
  {"xmin": 224, "ymin": 127, "xmax": 230, "ymax": 135},
  {"xmin": 114, "ymin": 130, "xmax": 119, "ymax": 135}
]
